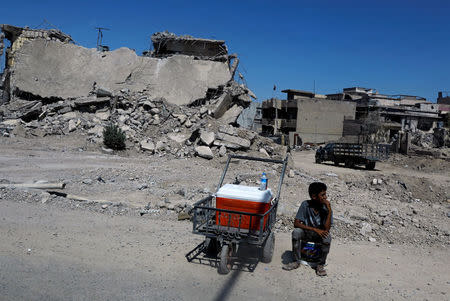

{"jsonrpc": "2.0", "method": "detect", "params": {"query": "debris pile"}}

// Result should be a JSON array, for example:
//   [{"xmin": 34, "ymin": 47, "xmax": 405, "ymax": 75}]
[
  {"xmin": 411, "ymin": 131, "xmax": 435, "ymax": 148},
  {"xmin": 410, "ymin": 128, "xmax": 450, "ymax": 150},
  {"xmin": 273, "ymin": 169, "xmax": 450, "ymax": 246},
  {"xmin": 0, "ymin": 86, "xmax": 283, "ymax": 158},
  {"xmin": 0, "ymin": 25, "xmax": 282, "ymax": 159}
]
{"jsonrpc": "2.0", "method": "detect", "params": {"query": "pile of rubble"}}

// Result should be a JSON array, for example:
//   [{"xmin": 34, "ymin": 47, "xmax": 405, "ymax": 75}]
[
  {"xmin": 0, "ymin": 78, "xmax": 283, "ymax": 160},
  {"xmin": 0, "ymin": 24, "xmax": 284, "ymax": 159},
  {"xmin": 410, "ymin": 128, "xmax": 450, "ymax": 149},
  {"xmin": 273, "ymin": 169, "xmax": 450, "ymax": 246}
]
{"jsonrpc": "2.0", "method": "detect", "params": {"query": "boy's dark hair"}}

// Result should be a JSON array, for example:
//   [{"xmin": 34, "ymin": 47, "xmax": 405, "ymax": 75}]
[{"xmin": 308, "ymin": 182, "xmax": 327, "ymax": 198}]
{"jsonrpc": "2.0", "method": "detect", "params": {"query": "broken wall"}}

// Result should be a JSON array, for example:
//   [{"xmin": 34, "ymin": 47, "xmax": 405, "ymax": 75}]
[
  {"xmin": 237, "ymin": 101, "xmax": 257, "ymax": 129},
  {"xmin": 153, "ymin": 39, "xmax": 227, "ymax": 58},
  {"xmin": 151, "ymin": 31, "xmax": 228, "ymax": 58},
  {"xmin": 295, "ymin": 99, "xmax": 356, "ymax": 143},
  {"xmin": 9, "ymin": 39, "xmax": 231, "ymax": 105},
  {"xmin": 1, "ymin": 24, "xmax": 73, "ymax": 69}
]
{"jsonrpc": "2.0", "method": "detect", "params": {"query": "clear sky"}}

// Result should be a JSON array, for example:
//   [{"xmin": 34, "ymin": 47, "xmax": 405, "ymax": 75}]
[{"xmin": 1, "ymin": 0, "xmax": 449, "ymax": 102}]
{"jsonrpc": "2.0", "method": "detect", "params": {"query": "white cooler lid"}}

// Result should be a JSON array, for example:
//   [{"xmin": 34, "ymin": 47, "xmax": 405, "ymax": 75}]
[{"xmin": 216, "ymin": 184, "xmax": 272, "ymax": 203}]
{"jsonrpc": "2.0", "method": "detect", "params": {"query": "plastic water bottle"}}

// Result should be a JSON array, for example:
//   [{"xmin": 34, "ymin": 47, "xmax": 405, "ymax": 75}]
[{"xmin": 259, "ymin": 172, "xmax": 268, "ymax": 190}]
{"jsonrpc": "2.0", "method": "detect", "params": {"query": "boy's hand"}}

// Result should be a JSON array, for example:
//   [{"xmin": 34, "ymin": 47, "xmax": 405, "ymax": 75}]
[
  {"xmin": 315, "ymin": 229, "xmax": 329, "ymax": 238},
  {"xmin": 321, "ymin": 199, "xmax": 331, "ymax": 209}
]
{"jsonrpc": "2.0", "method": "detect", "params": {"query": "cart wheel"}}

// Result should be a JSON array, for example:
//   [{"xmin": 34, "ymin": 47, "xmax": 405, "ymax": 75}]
[
  {"xmin": 204, "ymin": 238, "xmax": 218, "ymax": 257},
  {"xmin": 218, "ymin": 244, "xmax": 233, "ymax": 275},
  {"xmin": 315, "ymin": 157, "xmax": 322, "ymax": 164},
  {"xmin": 261, "ymin": 232, "xmax": 275, "ymax": 263}
]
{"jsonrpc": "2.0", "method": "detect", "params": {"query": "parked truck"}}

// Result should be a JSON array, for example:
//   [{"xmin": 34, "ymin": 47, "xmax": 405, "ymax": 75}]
[{"xmin": 315, "ymin": 143, "xmax": 389, "ymax": 170}]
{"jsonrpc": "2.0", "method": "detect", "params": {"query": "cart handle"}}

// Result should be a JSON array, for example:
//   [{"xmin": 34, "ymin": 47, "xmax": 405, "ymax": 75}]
[
  {"xmin": 192, "ymin": 195, "xmax": 214, "ymax": 207},
  {"xmin": 216, "ymin": 154, "xmax": 288, "ymax": 204}
]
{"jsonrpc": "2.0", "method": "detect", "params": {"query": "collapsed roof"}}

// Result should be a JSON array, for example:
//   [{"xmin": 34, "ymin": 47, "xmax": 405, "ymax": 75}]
[
  {"xmin": 151, "ymin": 31, "xmax": 228, "ymax": 58},
  {"xmin": 0, "ymin": 25, "xmax": 239, "ymax": 106},
  {"xmin": 1, "ymin": 24, "xmax": 73, "ymax": 43}
]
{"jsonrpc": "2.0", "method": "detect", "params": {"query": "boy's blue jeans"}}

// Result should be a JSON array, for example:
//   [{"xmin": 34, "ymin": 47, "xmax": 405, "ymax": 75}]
[{"xmin": 292, "ymin": 228, "xmax": 331, "ymax": 265}]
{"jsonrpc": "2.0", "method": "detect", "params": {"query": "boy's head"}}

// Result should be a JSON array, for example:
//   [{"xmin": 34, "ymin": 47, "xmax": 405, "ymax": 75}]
[{"xmin": 308, "ymin": 182, "xmax": 327, "ymax": 202}]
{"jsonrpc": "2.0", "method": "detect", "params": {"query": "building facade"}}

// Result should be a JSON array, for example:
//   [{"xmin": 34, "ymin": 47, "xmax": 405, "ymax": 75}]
[
  {"xmin": 259, "ymin": 89, "xmax": 355, "ymax": 145},
  {"xmin": 258, "ymin": 86, "xmax": 443, "ymax": 146},
  {"xmin": 292, "ymin": 98, "xmax": 355, "ymax": 144}
]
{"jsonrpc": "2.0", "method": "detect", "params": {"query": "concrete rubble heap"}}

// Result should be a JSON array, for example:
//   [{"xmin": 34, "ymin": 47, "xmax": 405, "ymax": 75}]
[{"xmin": 0, "ymin": 25, "xmax": 284, "ymax": 159}]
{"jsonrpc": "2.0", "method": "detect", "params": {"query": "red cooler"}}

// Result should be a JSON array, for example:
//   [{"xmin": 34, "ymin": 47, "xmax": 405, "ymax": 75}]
[{"xmin": 215, "ymin": 184, "xmax": 273, "ymax": 231}]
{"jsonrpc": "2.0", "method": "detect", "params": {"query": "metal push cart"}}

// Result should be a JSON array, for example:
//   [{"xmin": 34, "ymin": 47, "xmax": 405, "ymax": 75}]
[{"xmin": 185, "ymin": 154, "xmax": 288, "ymax": 274}]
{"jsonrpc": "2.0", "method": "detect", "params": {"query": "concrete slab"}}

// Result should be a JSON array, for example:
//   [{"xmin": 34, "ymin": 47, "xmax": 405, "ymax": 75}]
[{"xmin": 11, "ymin": 40, "xmax": 230, "ymax": 106}]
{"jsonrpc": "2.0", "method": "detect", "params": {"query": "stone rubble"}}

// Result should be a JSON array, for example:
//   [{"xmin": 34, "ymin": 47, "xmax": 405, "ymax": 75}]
[
  {"xmin": 0, "ymin": 86, "xmax": 284, "ymax": 159},
  {"xmin": 273, "ymin": 162, "xmax": 450, "ymax": 247},
  {"xmin": 0, "ymin": 25, "xmax": 272, "ymax": 158}
]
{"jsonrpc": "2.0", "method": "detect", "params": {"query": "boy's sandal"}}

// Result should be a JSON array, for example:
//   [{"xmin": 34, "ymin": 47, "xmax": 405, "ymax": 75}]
[
  {"xmin": 315, "ymin": 265, "xmax": 327, "ymax": 276},
  {"xmin": 282, "ymin": 261, "xmax": 300, "ymax": 271}
]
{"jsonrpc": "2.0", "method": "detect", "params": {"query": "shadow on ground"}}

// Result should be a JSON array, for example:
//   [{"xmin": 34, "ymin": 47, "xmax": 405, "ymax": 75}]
[
  {"xmin": 320, "ymin": 162, "xmax": 380, "ymax": 171},
  {"xmin": 186, "ymin": 241, "xmax": 262, "ymax": 273},
  {"xmin": 186, "ymin": 243, "xmax": 264, "ymax": 301},
  {"xmin": 281, "ymin": 250, "xmax": 294, "ymax": 264}
]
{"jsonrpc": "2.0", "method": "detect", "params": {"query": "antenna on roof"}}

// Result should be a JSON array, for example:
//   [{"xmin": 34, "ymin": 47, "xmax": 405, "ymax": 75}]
[{"xmin": 95, "ymin": 27, "xmax": 110, "ymax": 51}]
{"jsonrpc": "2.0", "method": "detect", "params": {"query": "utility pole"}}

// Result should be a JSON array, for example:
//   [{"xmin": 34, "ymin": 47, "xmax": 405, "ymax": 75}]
[{"xmin": 95, "ymin": 27, "xmax": 110, "ymax": 50}]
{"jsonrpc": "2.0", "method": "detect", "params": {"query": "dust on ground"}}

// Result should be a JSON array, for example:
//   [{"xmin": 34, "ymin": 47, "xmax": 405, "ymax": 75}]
[{"xmin": 0, "ymin": 135, "xmax": 449, "ymax": 300}]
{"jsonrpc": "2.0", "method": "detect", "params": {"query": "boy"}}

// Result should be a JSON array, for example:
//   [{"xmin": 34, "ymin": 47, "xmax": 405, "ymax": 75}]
[{"xmin": 283, "ymin": 182, "xmax": 332, "ymax": 276}]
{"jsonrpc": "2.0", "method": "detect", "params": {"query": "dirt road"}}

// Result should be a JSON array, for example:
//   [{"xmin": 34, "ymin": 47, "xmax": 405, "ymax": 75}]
[
  {"xmin": 291, "ymin": 151, "xmax": 450, "ymax": 184},
  {"xmin": 1, "ymin": 136, "xmax": 449, "ymax": 300},
  {"xmin": 1, "ymin": 199, "xmax": 449, "ymax": 301}
]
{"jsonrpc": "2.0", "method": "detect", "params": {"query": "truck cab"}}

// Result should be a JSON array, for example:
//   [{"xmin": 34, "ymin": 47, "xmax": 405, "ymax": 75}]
[{"xmin": 315, "ymin": 143, "xmax": 334, "ymax": 163}]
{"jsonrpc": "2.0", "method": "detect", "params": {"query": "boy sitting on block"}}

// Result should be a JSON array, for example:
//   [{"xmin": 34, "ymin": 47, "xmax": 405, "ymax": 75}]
[{"xmin": 283, "ymin": 182, "xmax": 332, "ymax": 276}]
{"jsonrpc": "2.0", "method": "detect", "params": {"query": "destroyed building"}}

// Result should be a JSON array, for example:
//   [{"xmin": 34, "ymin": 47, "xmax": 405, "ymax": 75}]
[
  {"xmin": 151, "ymin": 31, "xmax": 228, "ymax": 59},
  {"xmin": 0, "ymin": 26, "xmax": 234, "ymax": 106},
  {"xmin": 260, "ymin": 90, "xmax": 329, "ymax": 136},
  {"xmin": 437, "ymin": 91, "xmax": 450, "ymax": 115},
  {"xmin": 1, "ymin": 24, "xmax": 73, "ymax": 68},
  {"xmin": 0, "ymin": 24, "xmax": 73, "ymax": 103},
  {"xmin": 260, "ymin": 98, "xmax": 297, "ymax": 136},
  {"xmin": 0, "ymin": 24, "xmax": 280, "ymax": 160},
  {"xmin": 332, "ymin": 88, "xmax": 442, "ymax": 143},
  {"xmin": 259, "ymin": 89, "xmax": 355, "ymax": 145},
  {"xmin": 258, "ymin": 86, "xmax": 445, "ymax": 148}
]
